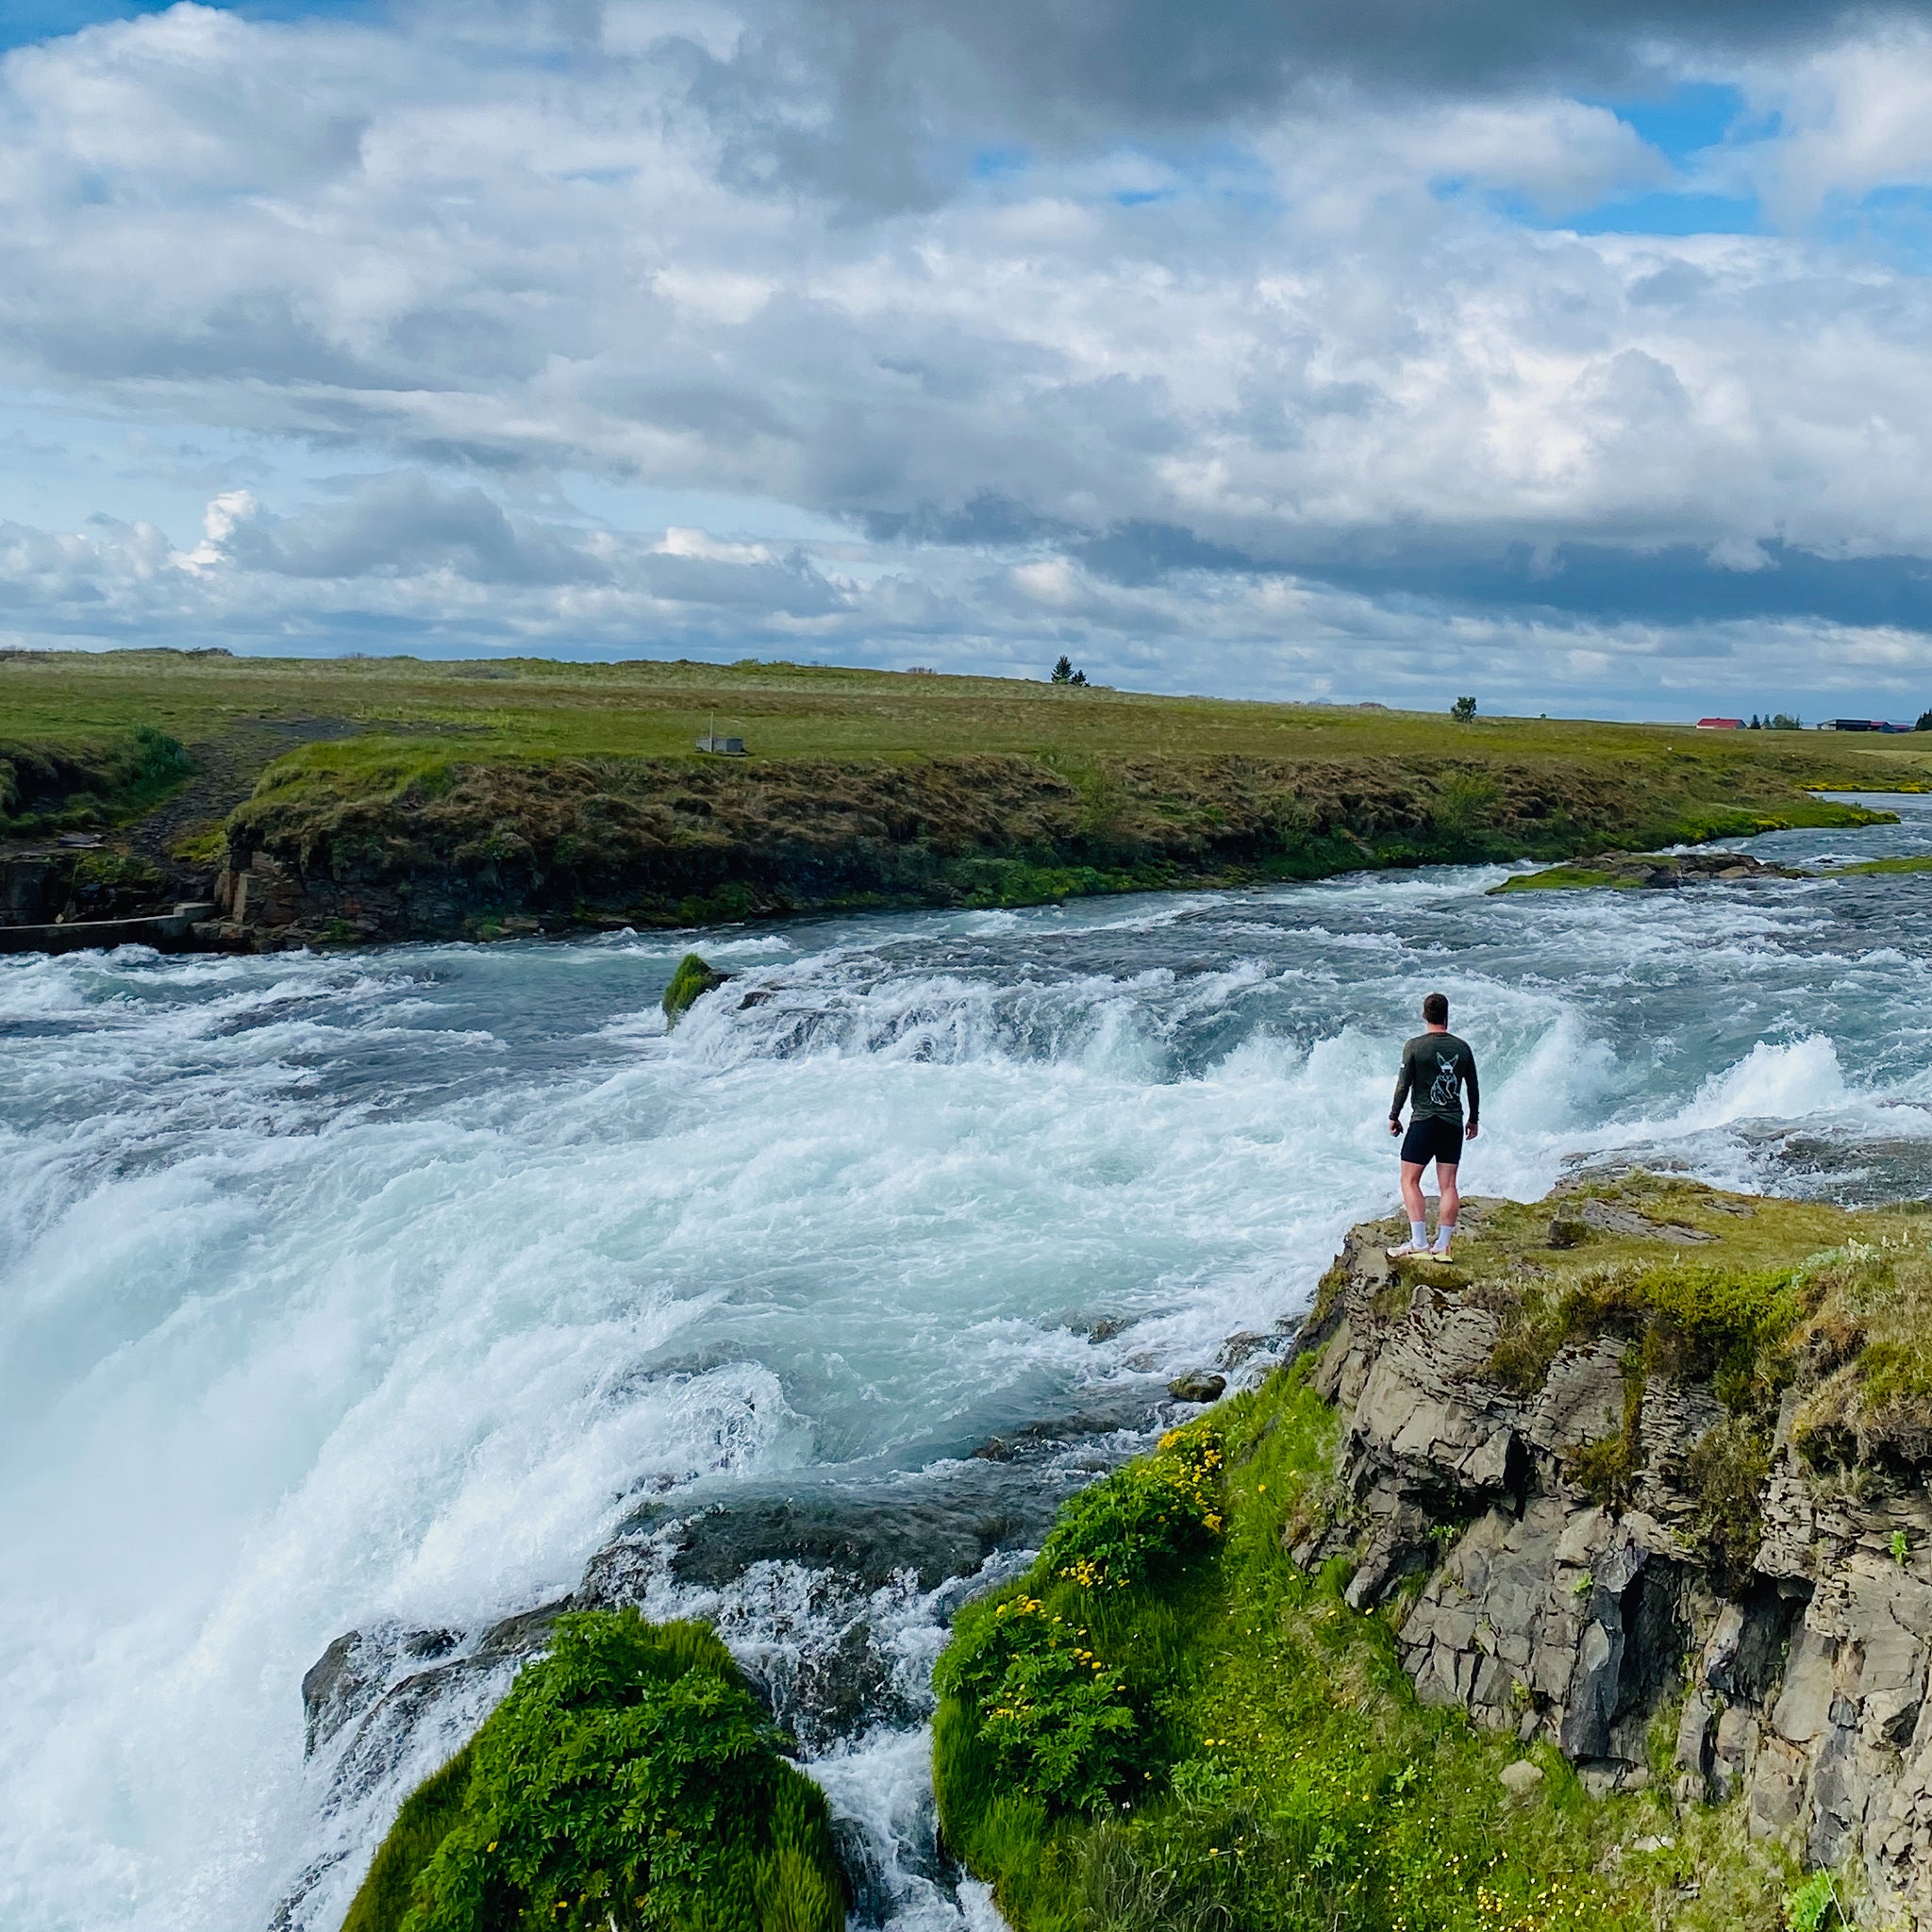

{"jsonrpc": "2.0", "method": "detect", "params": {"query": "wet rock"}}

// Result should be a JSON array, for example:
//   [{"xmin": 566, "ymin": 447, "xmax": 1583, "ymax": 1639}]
[
  {"xmin": 662, "ymin": 953, "xmax": 733, "ymax": 1027},
  {"xmin": 1219, "ymin": 1331, "xmax": 1271, "ymax": 1369},
  {"xmin": 302, "ymin": 1632, "xmax": 380, "ymax": 1759},
  {"xmin": 673, "ymin": 1490, "xmax": 1040, "ymax": 1591},
  {"xmin": 471, "ymin": 1600, "xmax": 571, "ymax": 1665},
  {"xmin": 833, "ymin": 1816, "xmax": 894, "ymax": 1927},
  {"xmin": 1168, "ymin": 1370, "xmax": 1226, "ymax": 1404}
]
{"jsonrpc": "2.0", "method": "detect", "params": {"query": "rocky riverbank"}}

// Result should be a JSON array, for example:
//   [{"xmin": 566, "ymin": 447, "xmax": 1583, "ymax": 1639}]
[
  {"xmin": 5, "ymin": 653, "xmax": 1912, "ymax": 953},
  {"xmin": 1305, "ymin": 1187, "xmax": 1932, "ymax": 1910},
  {"xmin": 195, "ymin": 749, "xmax": 1890, "ymax": 951}
]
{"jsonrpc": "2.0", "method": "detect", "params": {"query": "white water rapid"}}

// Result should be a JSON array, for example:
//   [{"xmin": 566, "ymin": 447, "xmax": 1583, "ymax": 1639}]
[{"xmin": 7, "ymin": 798, "xmax": 1932, "ymax": 1931}]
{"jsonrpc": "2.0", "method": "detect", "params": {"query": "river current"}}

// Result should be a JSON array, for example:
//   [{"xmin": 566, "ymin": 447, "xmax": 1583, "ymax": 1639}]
[{"xmin": 7, "ymin": 798, "xmax": 1932, "ymax": 1931}]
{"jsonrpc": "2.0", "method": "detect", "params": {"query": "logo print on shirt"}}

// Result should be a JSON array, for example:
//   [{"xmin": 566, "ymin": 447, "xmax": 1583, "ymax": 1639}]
[{"xmin": 1428, "ymin": 1054, "xmax": 1461, "ymax": 1109}]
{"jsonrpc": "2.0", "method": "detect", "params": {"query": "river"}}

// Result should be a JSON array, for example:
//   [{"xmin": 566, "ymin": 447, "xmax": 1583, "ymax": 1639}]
[{"xmin": 5, "ymin": 797, "xmax": 1932, "ymax": 1931}]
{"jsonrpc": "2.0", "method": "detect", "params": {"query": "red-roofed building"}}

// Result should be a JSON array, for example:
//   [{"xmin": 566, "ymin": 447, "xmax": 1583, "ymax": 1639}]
[{"xmin": 1695, "ymin": 717, "xmax": 1743, "ymax": 729}]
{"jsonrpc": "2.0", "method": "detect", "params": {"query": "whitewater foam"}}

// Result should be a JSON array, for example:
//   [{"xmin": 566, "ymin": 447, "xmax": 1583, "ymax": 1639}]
[{"xmin": 8, "ymin": 825, "xmax": 1932, "ymax": 1931}]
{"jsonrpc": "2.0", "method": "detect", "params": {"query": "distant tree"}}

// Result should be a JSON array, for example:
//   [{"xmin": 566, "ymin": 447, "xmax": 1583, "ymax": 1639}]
[
  {"xmin": 1451, "ymin": 695, "xmax": 1476, "ymax": 722},
  {"xmin": 1051, "ymin": 656, "xmax": 1074, "ymax": 684},
  {"xmin": 1917, "ymin": 708, "xmax": 1932, "ymax": 732},
  {"xmin": 1750, "ymin": 714, "xmax": 1763, "ymax": 728},
  {"xmin": 1069, "ymin": 669, "xmax": 1088, "ymax": 686},
  {"xmin": 1770, "ymin": 712, "xmax": 1804, "ymax": 731}
]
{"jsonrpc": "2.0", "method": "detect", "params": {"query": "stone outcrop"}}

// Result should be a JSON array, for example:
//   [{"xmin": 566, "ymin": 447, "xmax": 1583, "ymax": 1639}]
[
  {"xmin": 1295, "ymin": 1189, "xmax": 1932, "ymax": 1922},
  {"xmin": 1491, "ymin": 849, "xmax": 1807, "ymax": 894}
]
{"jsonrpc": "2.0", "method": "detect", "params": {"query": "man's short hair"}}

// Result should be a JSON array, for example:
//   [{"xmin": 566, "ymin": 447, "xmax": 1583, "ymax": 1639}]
[{"xmin": 1423, "ymin": 991, "xmax": 1449, "ymax": 1025}]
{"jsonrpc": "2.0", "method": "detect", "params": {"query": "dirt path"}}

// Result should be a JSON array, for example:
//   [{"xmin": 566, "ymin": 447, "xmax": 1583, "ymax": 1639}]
[{"xmin": 129, "ymin": 717, "xmax": 363, "ymax": 890}]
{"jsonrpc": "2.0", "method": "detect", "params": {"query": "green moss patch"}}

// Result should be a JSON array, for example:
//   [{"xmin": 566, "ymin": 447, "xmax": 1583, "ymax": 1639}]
[
  {"xmin": 1828, "ymin": 854, "xmax": 1932, "ymax": 875},
  {"xmin": 662, "ymin": 953, "xmax": 730, "ymax": 1026},
  {"xmin": 1490, "ymin": 865, "xmax": 1644, "ymax": 893},
  {"xmin": 341, "ymin": 1608, "xmax": 842, "ymax": 1932}
]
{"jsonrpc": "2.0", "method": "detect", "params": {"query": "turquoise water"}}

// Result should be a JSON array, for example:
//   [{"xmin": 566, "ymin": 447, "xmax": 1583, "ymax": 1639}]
[{"xmin": 4, "ymin": 800, "xmax": 1932, "ymax": 1930}]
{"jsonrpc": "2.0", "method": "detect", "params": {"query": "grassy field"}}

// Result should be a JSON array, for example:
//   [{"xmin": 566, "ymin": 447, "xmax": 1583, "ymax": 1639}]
[
  {"xmin": 5, "ymin": 649, "xmax": 1928, "ymax": 937},
  {"xmin": 8, "ymin": 646, "xmax": 1932, "ymax": 782},
  {"xmin": 935, "ymin": 1175, "xmax": 1931, "ymax": 1932}
]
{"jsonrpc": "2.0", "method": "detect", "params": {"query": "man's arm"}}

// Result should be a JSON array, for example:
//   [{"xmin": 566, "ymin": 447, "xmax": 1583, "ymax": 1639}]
[
  {"xmin": 1390, "ymin": 1046, "xmax": 1412, "ymax": 1124},
  {"xmin": 1464, "ymin": 1051, "xmax": 1480, "ymax": 1135}
]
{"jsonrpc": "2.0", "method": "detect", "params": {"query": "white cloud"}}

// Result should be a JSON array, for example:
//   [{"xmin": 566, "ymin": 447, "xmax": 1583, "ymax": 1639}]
[
  {"xmin": 0, "ymin": 4, "xmax": 1930, "ymax": 713},
  {"xmin": 1730, "ymin": 23, "xmax": 1932, "ymax": 215}
]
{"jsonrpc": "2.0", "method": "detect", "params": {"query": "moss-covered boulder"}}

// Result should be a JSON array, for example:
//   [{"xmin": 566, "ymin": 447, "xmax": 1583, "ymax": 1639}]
[
  {"xmin": 662, "ymin": 953, "xmax": 731, "ymax": 1027},
  {"xmin": 1490, "ymin": 849, "xmax": 1804, "ymax": 893},
  {"xmin": 341, "ymin": 1608, "xmax": 843, "ymax": 1932}
]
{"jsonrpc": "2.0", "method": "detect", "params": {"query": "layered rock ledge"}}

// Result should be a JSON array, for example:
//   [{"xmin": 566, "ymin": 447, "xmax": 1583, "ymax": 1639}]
[{"xmin": 1294, "ymin": 1174, "xmax": 1932, "ymax": 1921}]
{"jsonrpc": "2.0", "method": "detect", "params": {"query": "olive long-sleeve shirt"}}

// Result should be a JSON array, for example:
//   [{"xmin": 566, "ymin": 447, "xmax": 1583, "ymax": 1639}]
[{"xmin": 1391, "ymin": 1031, "xmax": 1479, "ymax": 1127}]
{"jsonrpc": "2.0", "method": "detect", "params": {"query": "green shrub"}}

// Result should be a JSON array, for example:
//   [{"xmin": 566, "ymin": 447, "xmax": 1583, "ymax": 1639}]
[
  {"xmin": 1037, "ymin": 1423, "xmax": 1224, "ymax": 1591},
  {"xmin": 1785, "ymin": 1869, "xmax": 1843, "ymax": 1930},
  {"xmin": 933, "ymin": 1592, "xmax": 1144, "ymax": 1813},
  {"xmin": 343, "ymin": 1608, "xmax": 843, "ymax": 1932},
  {"xmin": 1685, "ymin": 1416, "xmax": 1774, "ymax": 1594},
  {"xmin": 1488, "ymin": 1262, "xmax": 1801, "ymax": 1414},
  {"xmin": 1568, "ymin": 1429, "xmax": 1639, "ymax": 1509},
  {"xmin": 132, "ymin": 724, "xmax": 192, "ymax": 791},
  {"xmin": 73, "ymin": 852, "xmax": 164, "ymax": 890}
]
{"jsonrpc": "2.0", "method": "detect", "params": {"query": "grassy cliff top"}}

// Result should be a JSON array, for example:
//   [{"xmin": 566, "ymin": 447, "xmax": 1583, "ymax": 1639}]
[{"xmin": 1324, "ymin": 1173, "xmax": 1932, "ymax": 1467}]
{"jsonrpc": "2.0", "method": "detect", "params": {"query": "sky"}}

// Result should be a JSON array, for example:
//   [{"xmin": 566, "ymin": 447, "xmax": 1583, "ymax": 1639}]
[{"xmin": 4, "ymin": 2, "xmax": 1932, "ymax": 715}]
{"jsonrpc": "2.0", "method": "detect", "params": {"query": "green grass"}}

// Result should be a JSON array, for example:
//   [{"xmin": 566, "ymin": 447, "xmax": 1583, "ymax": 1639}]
[
  {"xmin": 0, "ymin": 724, "xmax": 192, "ymax": 833},
  {"xmin": 1829, "ymin": 855, "xmax": 1932, "ymax": 874},
  {"xmin": 6, "ymin": 646, "xmax": 1931, "ymax": 800},
  {"xmin": 340, "ymin": 1608, "xmax": 842, "ymax": 1932},
  {"xmin": 934, "ymin": 1174, "xmax": 1932, "ymax": 1932},
  {"xmin": 1490, "ymin": 866, "xmax": 1645, "ymax": 894},
  {"xmin": 341, "ymin": 1744, "xmax": 476, "ymax": 1932},
  {"xmin": 8, "ymin": 650, "xmax": 1925, "ymax": 931},
  {"xmin": 933, "ymin": 1366, "xmax": 1800, "ymax": 1932}
]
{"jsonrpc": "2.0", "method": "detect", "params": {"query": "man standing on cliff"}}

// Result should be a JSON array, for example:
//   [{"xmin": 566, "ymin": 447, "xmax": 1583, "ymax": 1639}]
[{"xmin": 1386, "ymin": 991, "xmax": 1479, "ymax": 1261}]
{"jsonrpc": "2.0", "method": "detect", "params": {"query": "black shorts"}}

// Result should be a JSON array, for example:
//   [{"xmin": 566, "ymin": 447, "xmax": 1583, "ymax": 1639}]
[{"xmin": 1400, "ymin": 1116, "xmax": 1464, "ymax": 1168}]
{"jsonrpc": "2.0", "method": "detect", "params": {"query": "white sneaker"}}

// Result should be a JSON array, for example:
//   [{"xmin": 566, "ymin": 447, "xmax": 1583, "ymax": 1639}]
[
  {"xmin": 1386, "ymin": 1241, "xmax": 1428, "ymax": 1259},
  {"xmin": 1427, "ymin": 1246, "xmax": 1453, "ymax": 1262}
]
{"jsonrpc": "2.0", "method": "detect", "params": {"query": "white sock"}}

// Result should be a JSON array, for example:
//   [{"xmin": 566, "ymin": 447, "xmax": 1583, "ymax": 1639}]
[
  {"xmin": 1409, "ymin": 1221, "xmax": 1427, "ymax": 1248},
  {"xmin": 1434, "ymin": 1222, "xmax": 1456, "ymax": 1251}
]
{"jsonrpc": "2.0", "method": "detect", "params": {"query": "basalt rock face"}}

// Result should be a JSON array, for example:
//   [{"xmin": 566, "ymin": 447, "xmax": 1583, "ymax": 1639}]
[{"xmin": 1296, "ymin": 1191, "xmax": 1932, "ymax": 1923}]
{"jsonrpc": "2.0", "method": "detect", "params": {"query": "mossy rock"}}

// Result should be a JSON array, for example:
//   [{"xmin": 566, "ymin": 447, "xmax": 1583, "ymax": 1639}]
[
  {"xmin": 662, "ymin": 952, "xmax": 732, "ymax": 1027},
  {"xmin": 341, "ymin": 1608, "xmax": 844, "ymax": 1932},
  {"xmin": 1491, "ymin": 864, "xmax": 1645, "ymax": 894}
]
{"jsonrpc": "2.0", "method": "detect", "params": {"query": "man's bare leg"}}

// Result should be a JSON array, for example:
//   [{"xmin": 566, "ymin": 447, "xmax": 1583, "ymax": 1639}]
[
  {"xmin": 1433, "ymin": 1161, "xmax": 1461, "ymax": 1256},
  {"xmin": 1387, "ymin": 1158, "xmax": 1431, "ymax": 1255},
  {"xmin": 1399, "ymin": 1160, "xmax": 1428, "ymax": 1226}
]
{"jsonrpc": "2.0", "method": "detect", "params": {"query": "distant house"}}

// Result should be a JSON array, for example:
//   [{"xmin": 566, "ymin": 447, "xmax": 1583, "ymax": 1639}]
[
  {"xmin": 1819, "ymin": 719, "xmax": 1896, "ymax": 732},
  {"xmin": 696, "ymin": 735, "xmax": 746, "ymax": 755},
  {"xmin": 1696, "ymin": 717, "xmax": 1743, "ymax": 729}
]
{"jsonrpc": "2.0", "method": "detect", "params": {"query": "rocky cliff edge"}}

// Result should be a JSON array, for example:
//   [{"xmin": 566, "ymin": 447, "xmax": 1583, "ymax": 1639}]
[{"xmin": 1294, "ymin": 1173, "xmax": 1932, "ymax": 1923}]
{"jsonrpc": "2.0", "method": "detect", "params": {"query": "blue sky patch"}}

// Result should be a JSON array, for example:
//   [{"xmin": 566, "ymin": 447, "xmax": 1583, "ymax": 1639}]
[
  {"xmin": 1, "ymin": 0, "xmax": 375, "ymax": 54},
  {"xmin": 1566, "ymin": 189, "xmax": 1763, "ymax": 237},
  {"xmin": 1592, "ymin": 81, "xmax": 1752, "ymax": 169}
]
